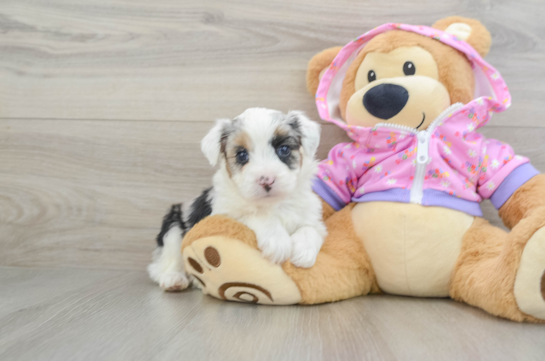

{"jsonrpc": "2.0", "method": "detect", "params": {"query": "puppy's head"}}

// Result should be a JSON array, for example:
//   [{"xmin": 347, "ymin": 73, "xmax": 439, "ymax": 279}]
[{"xmin": 201, "ymin": 108, "xmax": 320, "ymax": 201}]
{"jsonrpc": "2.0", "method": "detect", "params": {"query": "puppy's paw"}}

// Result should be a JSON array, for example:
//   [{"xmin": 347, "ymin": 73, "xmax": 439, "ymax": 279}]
[
  {"xmin": 259, "ymin": 231, "xmax": 292, "ymax": 265},
  {"xmin": 290, "ymin": 245, "xmax": 319, "ymax": 268},
  {"xmin": 290, "ymin": 227, "xmax": 323, "ymax": 268},
  {"xmin": 159, "ymin": 271, "xmax": 190, "ymax": 292}
]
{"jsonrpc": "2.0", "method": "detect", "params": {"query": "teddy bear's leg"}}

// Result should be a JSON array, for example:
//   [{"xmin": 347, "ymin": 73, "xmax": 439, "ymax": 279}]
[
  {"xmin": 450, "ymin": 208, "xmax": 545, "ymax": 322},
  {"xmin": 515, "ymin": 223, "xmax": 545, "ymax": 321},
  {"xmin": 181, "ymin": 215, "xmax": 303, "ymax": 305},
  {"xmin": 181, "ymin": 205, "xmax": 379, "ymax": 305},
  {"xmin": 282, "ymin": 204, "xmax": 380, "ymax": 304}
]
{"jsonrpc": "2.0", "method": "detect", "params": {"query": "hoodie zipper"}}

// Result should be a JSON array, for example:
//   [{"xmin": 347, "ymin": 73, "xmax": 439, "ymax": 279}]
[{"xmin": 374, "ymin": 103, "xmax": 464, "ymax": 204}]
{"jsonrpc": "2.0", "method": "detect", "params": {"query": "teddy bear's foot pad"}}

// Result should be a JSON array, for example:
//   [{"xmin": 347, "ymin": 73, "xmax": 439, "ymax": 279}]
[
  {"xmin": 515, "ymin": 226, "xmax": 545, "ymax": 320},
  {"xmin": 542, "ymin": 273, "xmax": 545, "ymax": 301},
  {"xmin": 183, "ymin": 236, "xmax": 301, "ymax": 305}
]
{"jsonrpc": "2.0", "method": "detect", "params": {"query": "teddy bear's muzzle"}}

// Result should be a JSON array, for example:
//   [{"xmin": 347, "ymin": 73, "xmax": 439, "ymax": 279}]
[{"xmin": 363, "ymin": 83, "xmax": 409, "ymax": 120}]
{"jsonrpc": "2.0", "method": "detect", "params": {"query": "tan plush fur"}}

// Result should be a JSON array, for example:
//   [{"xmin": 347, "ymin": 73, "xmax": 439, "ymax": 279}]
[
  {"xmin": 542, "ymin": 273, "xmax": 545, "ymax": 300},
  {"xmin": 451, "ymin": 211, "xmax": 545, "ymax": 323},
  {"xmin": 432, "ymin": 16, "xmax": 492, "ymax": 57},
  {"xmin": 283, "ymin": 204, "xmax": 380, "ymax": 304},
  {"xmin": 184, "ymin": 205, "xmax": 379, "ymax": 305},
  {"xmin": 338, "ymin": 31, "xmax": 475, "ymax": 120},
  {"xmin": 182, "ymin": 215, "xmax": 258, "ymax": 251},
  {"xmin": 499, "ymin": 174, "xmax": 545, "ymax": 229},
  {"xmin": 306, "ymin": 46, "xmax": 343, "ymax": 95},
  {"xmin": 179, "ymin": 17, "xmax": 545, "ymax": 321},
  {"xmin": 320, "ymin": 198, "xmax": 336, "ymax": 221},
  {"xmin": 307, "ymin": 18, "xmax": 491, "ymax": 121},
  {"xmin": 352, "ymin": 202, "xmax": 473, "ymax": 297}
]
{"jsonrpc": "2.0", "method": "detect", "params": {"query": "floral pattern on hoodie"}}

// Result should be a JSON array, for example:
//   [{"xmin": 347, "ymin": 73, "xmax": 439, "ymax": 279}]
[{"xmin": 312, "ymin": 23, "xmax": 540, "ymax": 216}]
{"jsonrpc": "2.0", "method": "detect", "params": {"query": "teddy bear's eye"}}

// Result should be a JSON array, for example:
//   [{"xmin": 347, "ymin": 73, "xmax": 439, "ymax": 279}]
[
  {"xmin": 403, "ymin": 61, "xmax": 416, "ymax": 76},
  {"xmin": 367, "ymin": 70, "xmax": 376, "ymax": 83}
]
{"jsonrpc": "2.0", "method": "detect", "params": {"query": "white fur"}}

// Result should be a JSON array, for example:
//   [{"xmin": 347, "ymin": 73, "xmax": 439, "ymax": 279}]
[
  {"xmin": 147, "ymin": 226, "xmax": 190, "ymax": 291},
  {"xmin": 201, "ymin": 118, "xmax": 232, "ymax": 167},
  {"xmin": 149, "ymin": 108, "xmax": 326, "ymax": 291},
  {"xmin": 210, "ymin": 108, "xmax": 326, "ymax": 265}
]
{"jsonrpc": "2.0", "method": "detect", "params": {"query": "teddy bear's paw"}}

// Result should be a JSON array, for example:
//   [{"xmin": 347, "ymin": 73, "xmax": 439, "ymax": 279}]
[
  {"xmin": 514, "ymin": 226, "xmax": 545, "ymax": 320},
  {"xmin": 182, "ymin": 236, "xmax": 301, "ymax": 305}
]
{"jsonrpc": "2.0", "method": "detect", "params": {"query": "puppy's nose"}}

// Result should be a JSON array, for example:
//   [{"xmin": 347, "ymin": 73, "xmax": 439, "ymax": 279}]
[
  {"xmin": 258, "ymin": 176, "xmax": 275, "ymax": 192},
  {"xmin": 363, "ymin": 83, "xmax": 409, "ymax": 120}
]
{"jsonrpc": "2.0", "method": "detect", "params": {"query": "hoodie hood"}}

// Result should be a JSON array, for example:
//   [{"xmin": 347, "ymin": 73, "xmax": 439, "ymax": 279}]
[{"xmin": 315, "ymin": 23, "xmax": 511, "ymax": 139}]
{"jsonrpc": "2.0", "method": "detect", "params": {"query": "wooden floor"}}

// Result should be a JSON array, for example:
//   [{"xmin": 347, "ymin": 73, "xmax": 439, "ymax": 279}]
[
  {"xmin": 1, "ymin": 266, "xmax": 545, "ymax": 361},
  {"xmin": 1, "ymin": 0, "xmax": 545, "ymax": 359}
]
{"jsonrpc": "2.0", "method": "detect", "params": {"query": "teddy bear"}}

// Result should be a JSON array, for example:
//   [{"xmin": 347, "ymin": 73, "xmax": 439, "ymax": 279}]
[{"xmin": 180, "ymin": 16, "xmax": 545, "ymax": 323}]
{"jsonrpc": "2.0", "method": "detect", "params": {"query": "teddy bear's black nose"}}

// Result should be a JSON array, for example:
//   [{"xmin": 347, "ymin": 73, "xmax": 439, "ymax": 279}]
[{"xmin": 363, "ymin": 84, "xmax": 409, "ymax": 120}]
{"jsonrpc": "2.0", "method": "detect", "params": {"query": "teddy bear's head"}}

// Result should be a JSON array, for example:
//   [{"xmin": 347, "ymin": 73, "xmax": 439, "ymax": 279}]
[{"xmin": 307, "ymin": 17, "xmax": 492, "ymax": 130}]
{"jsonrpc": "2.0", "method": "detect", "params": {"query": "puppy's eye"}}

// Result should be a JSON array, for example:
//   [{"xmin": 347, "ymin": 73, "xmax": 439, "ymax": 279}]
[
  {"xmin": 236, "ymin": 149, "xmax": 249, "ymax": 163},
  {"xmin": 367, "ymin": 70, "xmax": 376, "ymax": 83},
  {"xmin": 403, "ymin": 61, "xmax": 415, "ymax": 76},
  {"xmin": 276, "ymin": 145, "xmax": 291, "ymax": 157}
]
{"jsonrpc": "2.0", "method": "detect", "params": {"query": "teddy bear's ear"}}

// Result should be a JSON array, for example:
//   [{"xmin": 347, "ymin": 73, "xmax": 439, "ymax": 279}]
[
  {"xmin": 432, "ymin": 16, "xmax": 492, "ymax": 57},
  {"xmin": 306, "ymin": 46, "xmax": 343, "ymax": 95}
]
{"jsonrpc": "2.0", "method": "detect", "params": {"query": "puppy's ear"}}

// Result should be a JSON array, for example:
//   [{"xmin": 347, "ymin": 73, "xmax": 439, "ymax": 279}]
[
  {"xmin": 201, "ymin": 118, "xmax": 231, "ymax": 166},
  {"xmin": 287, "ymin": 111, "xmax": 321, "ymax": 158}
]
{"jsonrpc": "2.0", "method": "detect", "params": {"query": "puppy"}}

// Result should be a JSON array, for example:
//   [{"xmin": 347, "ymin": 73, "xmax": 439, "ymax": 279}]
[{"xmin": 148, "ymin": 108, "xmax": 327, "ymax": 291}]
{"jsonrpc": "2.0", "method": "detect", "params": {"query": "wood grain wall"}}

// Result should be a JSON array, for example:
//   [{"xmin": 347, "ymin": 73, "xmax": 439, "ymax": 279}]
[{"xmin": 1, "ymin": 0, "xmax": 544, "ymax": 270}]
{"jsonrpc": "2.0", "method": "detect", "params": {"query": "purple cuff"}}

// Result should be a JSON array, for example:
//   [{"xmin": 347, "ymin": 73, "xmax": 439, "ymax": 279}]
[
  {"xmin": 489, "ymin": 163, "xmax": 540, "ymax": 209},
  {"xmin": 312, "ymin": 177, "xmax": 347, "ymax": 211}
]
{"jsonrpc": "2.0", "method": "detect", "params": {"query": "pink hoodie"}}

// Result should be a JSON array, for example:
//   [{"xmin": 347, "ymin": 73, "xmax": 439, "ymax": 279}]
[{"xmin": 312, "ymin": 23, "xmax": 539, "ymax": 216}]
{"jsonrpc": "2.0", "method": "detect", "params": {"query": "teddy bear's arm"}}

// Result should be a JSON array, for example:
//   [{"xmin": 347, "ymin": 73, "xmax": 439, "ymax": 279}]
[{"xmin": 499, "ymin": 174, "xmax": 545, "ymax": 229}]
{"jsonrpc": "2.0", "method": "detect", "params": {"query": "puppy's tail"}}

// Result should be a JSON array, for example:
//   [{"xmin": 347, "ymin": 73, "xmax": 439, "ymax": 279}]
[{"xmin": 156, "ymin": 204, "xmax": 187, "ymax": 247}]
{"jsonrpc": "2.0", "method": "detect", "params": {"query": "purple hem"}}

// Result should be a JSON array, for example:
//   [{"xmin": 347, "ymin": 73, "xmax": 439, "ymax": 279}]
[
  {"xmin": 312, "ymin": 178, "xmax": 346, "ymax": 211},
  {"xmin": 353, "ymin": 188, "xmax": 411, "ymax": 203},
  {"xmin": 422, "ymin": 189, "xmax": 483, "ymax": 216},
  {"xmin": 353, "ymin": 188, "xmax": 483, "ymax": 216},
  {"xmin": 489, "ymin": 163, "xmax": 540, "ymax": 209}
]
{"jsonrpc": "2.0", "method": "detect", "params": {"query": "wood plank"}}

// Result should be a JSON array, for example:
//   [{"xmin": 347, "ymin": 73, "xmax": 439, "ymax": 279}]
[
  {"xmin": 2, "ymin": 1, "xmax": 545, "ymax": 358},
  {"xmin": 0, "ymin": 118, "xmax": 345, "ymax": 270},
  {"xmin": 1, "ymin": 119, "xmax": 544, "ymax": 270},
  {"xmin": 0, "ymin": 266, "xmax": 544, "ymax": 361},
  {"xmin": 0, "ymin": 0, "xmax": 544, "ymax": 126}
]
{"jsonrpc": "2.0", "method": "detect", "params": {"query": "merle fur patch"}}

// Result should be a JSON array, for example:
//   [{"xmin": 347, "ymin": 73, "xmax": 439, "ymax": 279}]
[
  {"xmin": 156, "ymin": 204, "xmax": 185, "ymax": 247},
  {"xmin": 185, "ymin": 187, "xmax": 213, "ymax": 232},
  {"xmin": 271, "ymin": 125, "xmax": 302, "ymax": 170},
  {"xmin": 223, "ymin": 127, "xmax": 253, "ymax": 176}
]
